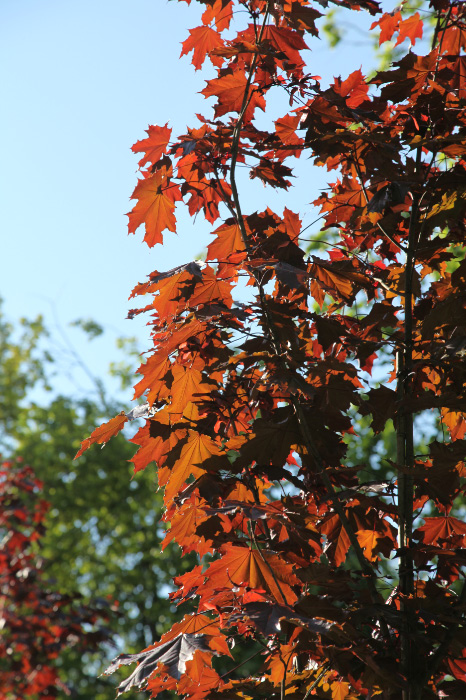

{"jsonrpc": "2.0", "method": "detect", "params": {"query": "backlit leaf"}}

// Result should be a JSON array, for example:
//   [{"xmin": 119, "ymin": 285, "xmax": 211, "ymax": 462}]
[
  {"xmin": 180, "ymin": 26, "xmax": 224, "ymax": 70},
  {"xmin": 128, "ymin": 169, "xmax": 182, "ymax": 247},
  {"xmin": 201, "ymin": 70, "xmax": 266, "ymax": 122},
  {"xmin": 200, "ymin": 545, "xmax": 300, "ymax": 604},
  {"xmin": 161, "ymin": 432, "xmax": 222, "ymax": 504},
  {"xmin": 395, "ymin": 14, "xmax": 423, "ymax": 47},
  {"xmin": 74, "ymin": 412, "xmax": 127, "ymax": 459},
  {"xmin": 131, "ymin": 124, "xmax": 172, "ymax": 168}
]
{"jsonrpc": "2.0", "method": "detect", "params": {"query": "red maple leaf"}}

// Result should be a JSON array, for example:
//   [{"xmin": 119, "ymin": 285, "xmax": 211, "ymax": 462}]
[
  {"xmin": 201, "ymin": 70, "xmax": 266, "ymax": 122},
  {"xmin": 395, "ymin": 13, "xmax": 423, "ymax": 47},
  {"xmin": 371, "ymin": 12, "xmax": 401, "ymax": 45},
  {"xmin": 180, "ymin": 26, "xmax": 224, "ymax": 70},
  {"xmin": 131, "ymin": 124, "xmax": 172, "ymax": 167},
  {"xmin": 127, "ymin": 168, "xmax": 182, "ymax": 247}
]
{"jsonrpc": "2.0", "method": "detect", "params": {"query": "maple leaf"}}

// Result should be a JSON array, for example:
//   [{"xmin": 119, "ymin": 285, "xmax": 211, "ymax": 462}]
[
  {"xmin": 274, "ymin": 114, "xmax": 304, "ymax": 160},
  {"xmin": 283, "ymin": 207, "xmax": 301, "ymax": 240},
  {"xmin": 130, "ymin": 419, "xmax": 185, "ymax": 474},
  {"xmin": 200, "ymin": 545, "xmax": 300, "ymax": 605},
  {"xmin": 441, "ymin": 408, "xmax": 466, "ymax": 441},
  {"xmin": 180, "ymin": 26, "xmax": 224, "ymax": 70},
  {"xmin": 282, "ymin": 2, "xmax": 322, "ymax": 35},
  {"xmin": 227, "ymin": 410, "xmax": 302, "ymax": 470},
  {"xmin": 201, "ymin": 0, "xmax": 233, "ymax": 32},
  {"xmin": 160, "ymin": 431, "xmax": 223, "ymax": 504},
  {"xmin": 132, "ymin": 262, "xmax": 205, "ymax": 319},
  {"xmin": 331, "ymin": 680, "xmax": 350, "ymax": 700},
  {"xmin": 177, "ymin": 650, "xmax": 222, "ymax": 700},
  {"xmin": 395, "ymin": 13, "xmax": 423, "ymax": 48},
  {"xmin": 249, "ymin": 159, "xmax": 293, "ymax": 189},
  {"xmin": 319, "ymin": 513, "xmax": 351, "ymax": 567},
  {"xmin": 163, "ymin": 497, "xmax": 211, "ymax": 555},
  {"xmin": 133, "ymin": 354, "xmax": 171, "ymax": 405},
  {"xmin": 356, "ymin": 529, "xmax": 381, "ymax": 561},
  {"xmin": 448, "ymin": 655, "xmax": 466, "ymax": 681},
  {"xmin": 201, "ymin": 70, "xmax": 266, "ymax": 122},
  {"xmin": 158, "ymin": 614, "xmax": 222, "ymax": 644},
  {"xmin": 418, "ymin": 516, "xmax": 466, "ymax": 546},
  {"xmin": 104, "ymin": 634, "xmax": 213, "ymax": 696},
  {"xmin": 127, "ymin": 168, "xmax": 182, "ymax": 248},
  {"xmin": 186, "ymin": 266, "xmax": 233, "ymax": 308},
  {"xmin": 171, "ymin": 565, "xmax": 206, "ymax": 603},
  {"xmin": 266, "ymin": 642, "xmax": 297, "ymax": 685},
  {"xmin": 74, "ymin": 412, "xmax": 127, "ymax": 459},
  {"xmin": 131, "ymin": 124, "xmax": 172, "ymax": 168},
  {"xmin": 371, "ymin": 12, "xmax": 401, "ymax": 45},
  {"xmin": 309, "ymin": 260, "xmax": 353, "ymax": 302},
  {"xmin": 167, "ymin": 365, "xmax": 214, "ymax": 418},
  {"xmin": 441, "ymin": 23, "xmax": 466, "ymax": 55},
  {"xmin": 332, "ymin": 69, "xmax": 369, "ymax": 108},
  {"xmin": 206, "ymin": 220, "xmax": 246, "ymax": 261},
  {"xmin": 262, "ymin": 25, "xmax": 309, "ymax": 69}
]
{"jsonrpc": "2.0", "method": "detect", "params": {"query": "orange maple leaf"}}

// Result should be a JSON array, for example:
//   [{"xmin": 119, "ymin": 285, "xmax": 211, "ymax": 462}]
[
  {"xmin": 333, "ymin": 69, "xmax": 369, "ymax": 108},
  {"xmin": 419, "ymin": 516, "xmax": 466, "ymax": 546},
  {"xmin": 133, "ymin": 354, "xmax": 171, "ymax": 405},
  {"xmin": 74, "ymin": 412, "xmax": 127, "ymax": 459},
  {"xmin": 201, "ymin": 0, "xmax": 233, "ymax": 32},
  {"xmin": 159, "ymin": 614, "xmax": 221, "ymax": 644},
  {"xmin": 127, "ymin": 169, "xmax": 182, "ymax": 247},
  {"xmin": 266, "ymin": 643, "xmax": 297, "ymax": 685},
  {"xmin": 168, "ymin": 365, "xmax": 213, "ymax": 418},
  {"xmin": 395, "ymin": 13, "xmax": 423, "ymax": 47},
  {"xmin": 441, "ymin": 23, "xmax": 466, "ymax": 55},
  {"xmin": 163, "ymin": 498, "xmax": 210, "ymax": 554},
  {"xmin": 200, "ymin": 545, "xmax": 300, "ymax": 604},
  {"xmin": 202, "ymin": 70, "xmax": 266, "ymax": 122},
  {"xmin": 356, "ymin": 529, "xmax": 381, "ymax": 561},
  {"xmin": 130, "ymin": 418, "xmax": 186, "ymax": 474},
  {"xmin": 206, "ymin": 221, "xmax": 246, "ymax": 262},
  {"xmin": 283, "ymin": 207, "xmax": 301, "ymax": 241},
  {"xmin": 441, "ymin": 408, "xmax": 466, "ymax": 441},
  {"xmin": 187, "ymin": 267, "xmax": 233, "ymax": 308},
  {"xmin": 180, "ymin": 26, "xmax": 224, "ymax": 70},
  {"xmin": 262, "ymin": 25, "xmax": 308, "ymax": 69},
  {"xmin": 331, "ymin": 680, "xmax": 350, "ymax": 700},
  {"xmin": 274, "ymin": 114, "xmax": 303, "ymax": 160},
  {"xmin": 131, "ymin": 123, "xmax": 172, "ymax": 168},
  {"xmin": 319, "ymin": 513, "xmax": 351, "ymax": 567},
  {"xmin": 177, "ymin": 650, "xmax": 223, "ymax": 700},
  {"xmin": 309, "ymin": 261, "xmax": 353, "ymax": 302},
  {"xmin": 371, "ymin": 12, "xmax": 401, "ymax": 46},
  {"xmin": 160, "ymin": 432, "xmax": 222, "ymax": 504}
]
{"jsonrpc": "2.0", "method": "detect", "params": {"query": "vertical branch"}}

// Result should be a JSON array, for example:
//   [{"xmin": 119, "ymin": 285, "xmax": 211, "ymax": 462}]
[
  {"xmin": 229, "ymin": 3, "xmax": 270, "ymax": 252},
  {"xmin": 398, "ymin": 145, "xmax": 421, "ymax": 700}
]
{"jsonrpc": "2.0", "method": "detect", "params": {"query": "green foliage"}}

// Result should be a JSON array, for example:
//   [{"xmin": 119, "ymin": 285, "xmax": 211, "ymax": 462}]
[{"xmin": 0, "ymin": 303, "xmax": 188, "ymax": 699}]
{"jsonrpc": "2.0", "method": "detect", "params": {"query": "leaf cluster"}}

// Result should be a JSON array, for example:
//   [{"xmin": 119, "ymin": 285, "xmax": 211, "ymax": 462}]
[{"xmin": 78, "ymin": 2, "xmax": 466, "ymax": 699}]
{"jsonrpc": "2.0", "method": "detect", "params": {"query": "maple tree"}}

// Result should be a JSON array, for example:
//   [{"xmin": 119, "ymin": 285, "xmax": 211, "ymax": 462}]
[
  {"xmin": 77, "ymin": 1, "xmax": 466, "ymax": 698},
  {"xmin": 0, "ymin": 458, "xmax": 113, "ymax": 698}
]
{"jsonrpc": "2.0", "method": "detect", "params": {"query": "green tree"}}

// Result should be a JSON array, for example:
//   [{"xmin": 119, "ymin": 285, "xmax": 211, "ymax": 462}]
[{"xmin": 0, "ymin": 303, "xmax": 190, "ymax": 699}]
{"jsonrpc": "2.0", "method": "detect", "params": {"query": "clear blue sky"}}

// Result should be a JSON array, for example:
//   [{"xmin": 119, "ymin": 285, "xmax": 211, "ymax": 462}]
[{"xmin": 1, "ymin": 0, "xmax": 385, "ymax": 405}]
